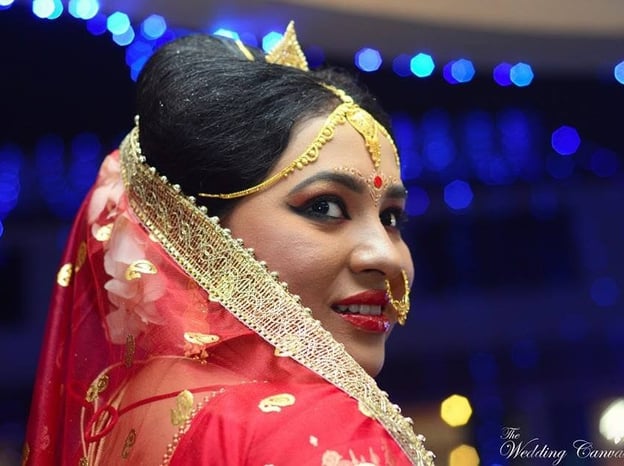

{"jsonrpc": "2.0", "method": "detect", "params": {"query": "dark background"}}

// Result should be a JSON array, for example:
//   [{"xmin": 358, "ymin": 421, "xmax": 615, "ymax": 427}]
[{"xmin": 1, "ymin": 3, "xmax": 623, "ymax": 465}]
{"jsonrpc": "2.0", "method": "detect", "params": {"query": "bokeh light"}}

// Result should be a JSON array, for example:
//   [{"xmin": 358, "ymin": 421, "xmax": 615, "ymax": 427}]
[
  {"xmin": 614, "ymin": 61, "xmax": 624, "ymax": 84},
  {"xmin": 444, "ymin": 180, "xmax": 473, "ymax": 210},
  {"xmin": 262, "ymin": 31, "xmax": 283, "ymax": 53},
  {"xmin": 0, "ymin": 144, "xmax": 22, "ymax": 221},
  {"xmin": 112, "ymin": 26, "xmax": 135, "ymax": 46},
  {"xmin": 32, "ymin": 0, "xmax": 55, "ymax": 19},
  {"xmin": 410, "ymin": 53, "xmax": 435, "ymax": 78},
  {"xmin": 451, "ymin": 58, "xmax": 475, "ymax": 83},
  {"xmin": 449, "ymin": 444, "xmax": 480, "ymax": 466},
  {"xmin": 86, "ymin": 12, "xmax": 107, "ymax": 35},
  {"xmin": 106, "ymin": 11, "xmax": 130, "ymax": 35},
  {"xmin": 590, "ymin": 276, "xmax": 619, "ymax": 307},
  {"xmin": 441, "ymin": 394, "xmax": 473, "ymax": 426},
  {"xmin": 551, "ymin": 125, "xmax": 581, "ymax": 155},
  {"xmin": 355, "ymin": 47, "xmax": 382, "ymax": 72},
  {"xmin": 68, "ymin": 0, "xmax": 99, "ymax": 20},
  {"xmin": 392, "ymin": 54, "xmax": 412, "ymax": 77},
  {"xmin": 493, "ymin": 62, "xmax": 513, "ymax": 86},
  {"xmin": 510, "ymin": 62, "xmax": 534, "ymax": 87},
  {"xmin": 0, "ymin": 0, "xmax": 15, "ymax": 8},
  {"xmin": 442, "ymin": 61, "xmax": 459, "ymax": 84},
  {"xmin": 590, "ymin": 149, "xmax": 619, "ymax": 178},
  {"xmin": 141, "ymin": 14, "xmax": 167, "ymax": 40},
  {"xmin": 546, "ymin": 154, "xmax": 575, "ymax": 179},
  {"xmin": 600, "ymin": 399, "xmax": 624, "ymax": 443}
]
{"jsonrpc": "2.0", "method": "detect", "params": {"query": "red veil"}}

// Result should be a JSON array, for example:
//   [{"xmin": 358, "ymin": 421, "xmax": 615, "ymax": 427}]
[{"xmin": 23, "ymin": 127, "xmax": 434, "ymax": 465}]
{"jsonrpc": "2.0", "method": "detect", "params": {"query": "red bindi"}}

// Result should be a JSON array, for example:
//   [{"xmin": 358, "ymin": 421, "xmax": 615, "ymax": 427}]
[{"xmin": 373, "ymin": 175, "xmax": 383, "ymax": 189}]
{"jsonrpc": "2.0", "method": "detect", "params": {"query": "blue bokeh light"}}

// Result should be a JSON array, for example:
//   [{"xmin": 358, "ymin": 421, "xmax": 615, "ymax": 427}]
[
  {"xmin": 493, "ymin": 62, "xmax": 512, "ymax": 86},
  {"xmin": 451, "ymin": 58, "xmax": 475, "ymax": 83},
  {"xmin": 444, "ymin": 179, "xmax": 473, "ymax": 210},
  {"xmin": 68, "ymin": 0, "xmax": 98, "ymax": 20},
  {"xmin": 125, "ymin": 39, "xmax": 153, "ymax": 66},
  {"xmin": 0, "ymin": 144, "xmax": 22, "ymax": 221},
  {"xmin": 141, "ymin": 14, "xmax": 167, "ymax": 40},
  {"xmin": 614, "ymin": 60, "xmax": 624, "ymax": 84},
  {"xmin": 421, "ymin": 110, "xmax": 454, "ymax": 172},
  {"xmin": 510, "ymin": 62, "xmax": 534, "ymax": 87},
  {"xmin": 112, "ymin": 26, "xmax": 135, "ymax": 46},
  {"xmin": 86, "ymin": 12, "xmax": 107, "ymax": 35},
  {"xmin": 106, "ymin": 11, "xmax": 130, "ymax": 35},
  {"xmin": 442, "ymin": 61, "xmax": 458, "ymax": 85},
  {"xmin": 355, "ymin": 47, "xmax": 382, "ymax": 72},
  {"xmin": 0, "ymin": 0, "xmax": 15, "ymax": 9},
  {"xmin": 551, "ymin": 125, "xmax": 581, "ymax": 155},
  {"xmin": 590, "ymin": 276, "xmax": 619, "ymax": 307},
  {"xmin": 32, "ymin": 0, "xmax": 55, "ymax": 19},
  {"xmin": 262, "ymin": 31, "xmax": 283, "ymax": 53},
  {"xmin": 410, "ymin": 53, "xmax": 434, "ymax": 78},
  {"xmin": 546, "ymin": 154, "xmax": 575, "ymax": 180},
  {"xmin": 590, "ymin": 148, "xmax": 619, "ymax": 177},
  {"xmin": 392, "ymin": 54, "xmax": 412, "ymax": 77},
  {"xmin": 239, "ymin": 31, "xmax": 258, "ymax": 48},
  {"xmin": 47, "ymin": 0, "xmax": 63, "ymax": 19}
]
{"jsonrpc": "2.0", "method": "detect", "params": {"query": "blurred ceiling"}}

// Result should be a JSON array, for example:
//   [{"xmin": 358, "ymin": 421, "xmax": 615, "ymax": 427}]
[{"xmin": 96, "ymin": 0, "xmax": 624, "ymax": 75}]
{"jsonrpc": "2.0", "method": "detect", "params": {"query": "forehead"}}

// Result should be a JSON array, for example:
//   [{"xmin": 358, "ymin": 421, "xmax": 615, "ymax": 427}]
[{"xmin": 271, "ymin": 114, "xmax": 402, "ymax": 180}]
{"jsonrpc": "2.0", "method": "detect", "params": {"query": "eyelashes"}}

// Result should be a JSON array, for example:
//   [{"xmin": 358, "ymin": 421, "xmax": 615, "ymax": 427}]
[{"xmin": 290, "ymin": 194, "xmax": 407, "ymax": 229}]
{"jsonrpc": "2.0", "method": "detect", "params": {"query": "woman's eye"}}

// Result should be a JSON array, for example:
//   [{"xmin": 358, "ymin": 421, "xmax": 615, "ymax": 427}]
[
  {"xmin": 307, "ymin": 199, "xmax": 345, "ymax": 219},
  {"xmin": 290, "ymin": 196, "xmax": 349, "ymax": 221},
  {"xmin": 380, "ymin": 208, "xmax": 406, "ymax": 228}
]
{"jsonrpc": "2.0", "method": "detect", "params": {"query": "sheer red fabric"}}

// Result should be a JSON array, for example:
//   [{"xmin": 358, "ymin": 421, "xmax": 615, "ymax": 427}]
[{"xmin": 24, "ymin": 151, "xmax": 416, "ymax": 465}]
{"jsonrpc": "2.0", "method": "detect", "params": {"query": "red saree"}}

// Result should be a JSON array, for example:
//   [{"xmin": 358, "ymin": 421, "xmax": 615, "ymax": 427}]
[{"xmin": 23, "ymin": 128, "xmax": 434, "ymax": 465}]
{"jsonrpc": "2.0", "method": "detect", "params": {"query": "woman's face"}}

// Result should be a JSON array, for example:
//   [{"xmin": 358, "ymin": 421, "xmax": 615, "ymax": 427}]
[{"xmin": 224, "ymin": 113, "xmax": 414, "ymax": 377}]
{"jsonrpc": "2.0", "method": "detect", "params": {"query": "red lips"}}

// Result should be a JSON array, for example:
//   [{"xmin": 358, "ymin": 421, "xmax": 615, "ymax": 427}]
[{"xmin": 332, "ymin": 289, "xmax": 391, "ymax": 333}]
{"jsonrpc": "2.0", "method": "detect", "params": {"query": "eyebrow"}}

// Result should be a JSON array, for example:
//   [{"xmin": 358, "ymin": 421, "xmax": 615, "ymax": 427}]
[{"xmin": 288, "ymin": 170, "xmax": 407, "ymax": 199}]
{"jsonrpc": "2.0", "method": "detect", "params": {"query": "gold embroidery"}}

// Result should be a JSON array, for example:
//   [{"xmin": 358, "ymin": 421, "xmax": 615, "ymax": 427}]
[
  {"xmin": 183, "ymin": 332, "xmax": 219, "ymax": 363},
  {"xmin": 94, "ymin": 223, "xmax": 113, "ymax": 241},
  {"xmin": 79, "ymin": 458, "xmax": 89, "ymax": 466},
  {"xmin": 124, "ymin": 334, "xmax": 136, "ymax": 368},
  {"xmin": 75, "ymin": 241, "xmax": 87, "ymax": 272},
  {"xmin": 56, "ymin": 263, "xmax": 73, "ymax": 287},
  {"xmin": 21, "ymin": 442, "xmax": 30, "ymax": 466},
  {"xmin": 310, "ymin": 435, "xmax": 319, "ymax": 447},
  {"xmin": 183, "ymin": 332, "xmax": 219, "ymax": 345},
  {"xmin": 171, "ymin": 390, "xmax": 194, "ymax": 426},
  {"xmin": 124, "ymin": 259, "xmax": 157, "ymax": 280},
  {"xmin": 121, "ymin": 130, "xmax": 434, "ymax": 464},
  {"xmin": 121, "ymin": 429, "xmax": 137, "ymax": 459},
  {"xmin": 85, "ymin": 374, "xmax": 110, "ymax": 402},
  {"xmin": 358, "ymin": 399, "xmax": 374, "ymax": 418},
  {"xmin": 273, "ymin": 334, "xmax": 303, "ymax": 357},
  {"xmin": 258, "ymin": 393, "xmax": 296, "ymax": 413}
]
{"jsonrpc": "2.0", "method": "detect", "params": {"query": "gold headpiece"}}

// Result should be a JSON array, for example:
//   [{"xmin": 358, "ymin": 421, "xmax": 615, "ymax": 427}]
[
  {"xmin": 198, "ymin": 22, "xmax": 400, "ymax": 200},
  {"xmin": 265, "ymin": 20, "xmax": 309, "ymax": 71}
]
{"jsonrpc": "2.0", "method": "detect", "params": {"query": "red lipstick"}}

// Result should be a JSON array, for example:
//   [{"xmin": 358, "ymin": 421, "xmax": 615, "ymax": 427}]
[{"xmin": 332, "ymin": 290, "xmax": 391, "ymax": 333}]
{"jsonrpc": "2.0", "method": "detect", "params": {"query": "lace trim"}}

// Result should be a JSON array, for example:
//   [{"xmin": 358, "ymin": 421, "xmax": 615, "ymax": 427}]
[{"xmin": 120, "ymin": 127, "xmax": 435, "ymax": 465}]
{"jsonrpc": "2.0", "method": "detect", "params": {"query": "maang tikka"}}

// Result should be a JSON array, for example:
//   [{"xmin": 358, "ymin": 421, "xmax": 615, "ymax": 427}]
[{"xmin": 198, "ymin": 22, "xmax": 401, "ymax": 201}]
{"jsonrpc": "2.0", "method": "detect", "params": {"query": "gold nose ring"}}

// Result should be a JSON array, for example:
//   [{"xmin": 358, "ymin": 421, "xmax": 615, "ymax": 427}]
[{"xmin": 385, "ymin": 269, "xmax": 410, "ymax": 325}]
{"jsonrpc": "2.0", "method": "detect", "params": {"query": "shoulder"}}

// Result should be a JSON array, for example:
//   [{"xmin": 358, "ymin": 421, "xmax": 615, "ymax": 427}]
[{"xmin": 170, "ymin": 381, "xmax": 411, "ymax": 465}]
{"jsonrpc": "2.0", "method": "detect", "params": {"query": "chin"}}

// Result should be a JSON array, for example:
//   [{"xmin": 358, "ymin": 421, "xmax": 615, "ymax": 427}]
[{"xmin": 356, "ymin": 353, "xmax": 386, "ymax": 378}]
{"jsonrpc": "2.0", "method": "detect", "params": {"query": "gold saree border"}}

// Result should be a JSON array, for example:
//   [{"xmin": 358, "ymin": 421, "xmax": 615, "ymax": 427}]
[{"xmin": 120, "ymin": 127, "xmax": 434, "ymax": 465}]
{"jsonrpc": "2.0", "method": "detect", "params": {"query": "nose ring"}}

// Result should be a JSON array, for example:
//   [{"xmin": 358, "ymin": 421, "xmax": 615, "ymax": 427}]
[{"xmin": 385, "ymin": 270, "xmax": 410, "ymax": 325}]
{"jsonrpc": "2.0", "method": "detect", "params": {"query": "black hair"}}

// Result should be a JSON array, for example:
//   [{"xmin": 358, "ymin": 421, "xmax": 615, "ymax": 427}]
[{"xmin": 136, "ymin": 34, "xmax": 391, "ymax": 217}]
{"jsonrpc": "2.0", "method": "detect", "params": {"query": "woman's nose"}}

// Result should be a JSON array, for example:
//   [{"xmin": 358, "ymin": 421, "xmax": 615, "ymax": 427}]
[{"xmin": 348, "ymin": 221, "xmax": 409, "ymax": 279}]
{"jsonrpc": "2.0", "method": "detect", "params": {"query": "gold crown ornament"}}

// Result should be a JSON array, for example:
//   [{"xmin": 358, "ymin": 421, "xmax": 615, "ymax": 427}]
[{"xmin": 198, "ymin": 23, "xmax": 400, "ymax": 201}]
